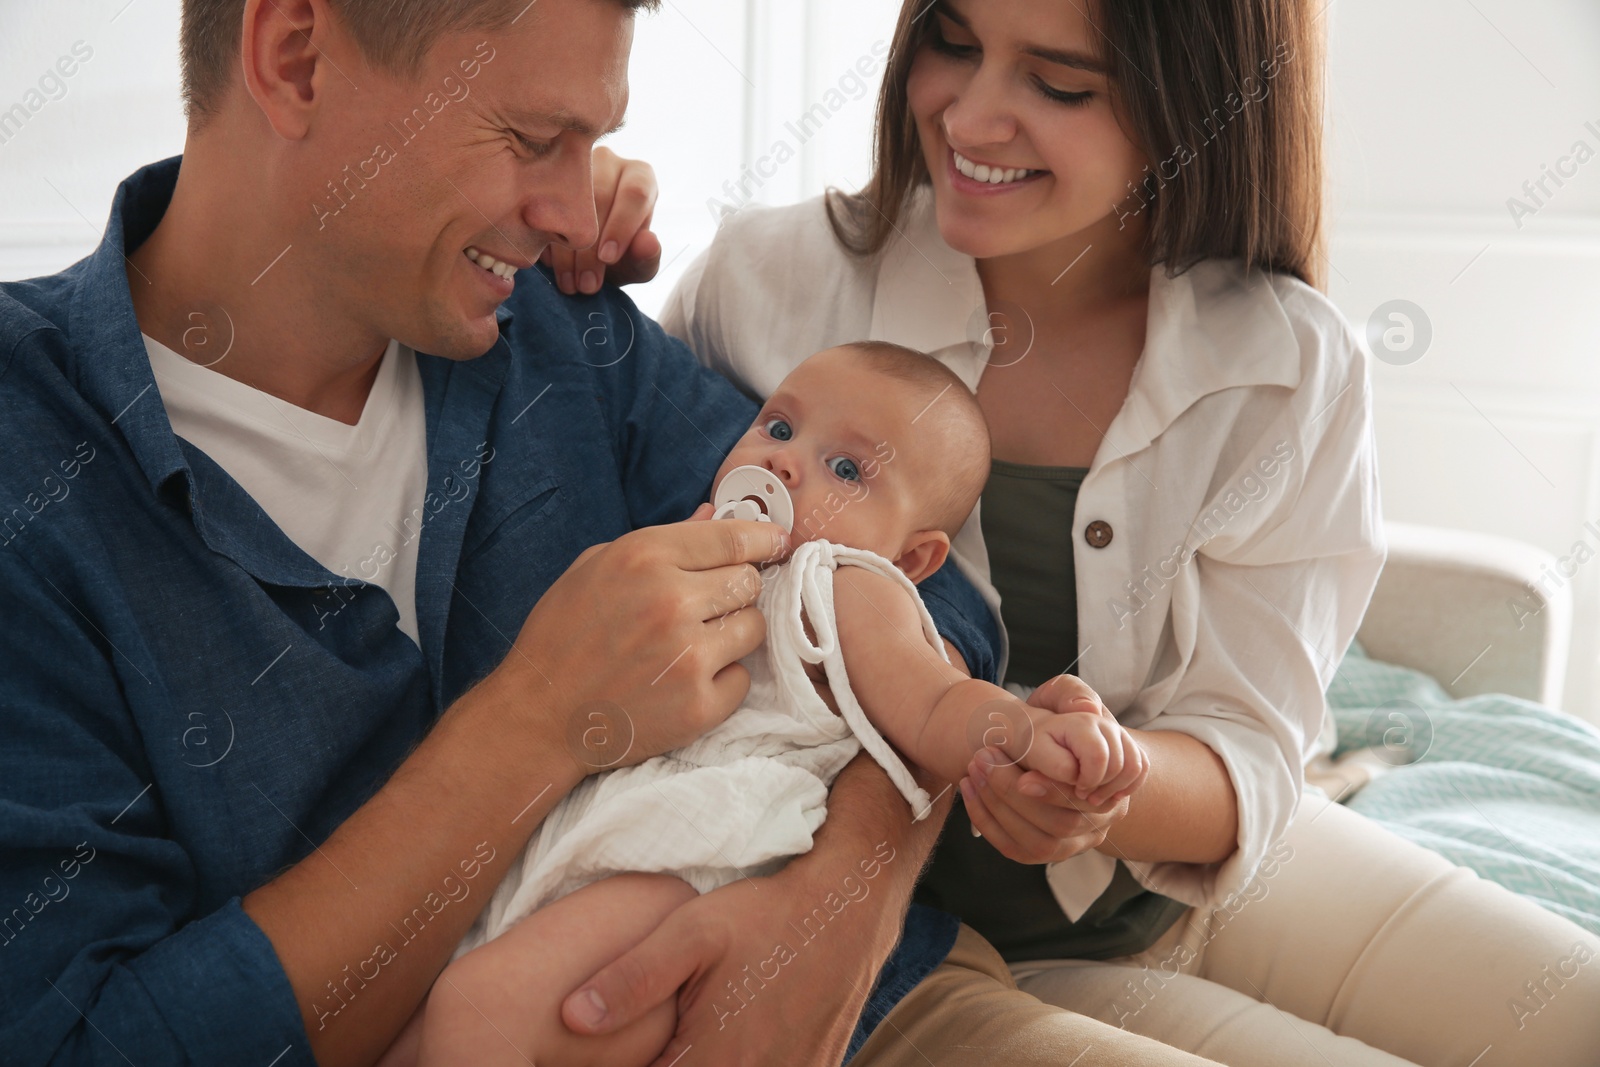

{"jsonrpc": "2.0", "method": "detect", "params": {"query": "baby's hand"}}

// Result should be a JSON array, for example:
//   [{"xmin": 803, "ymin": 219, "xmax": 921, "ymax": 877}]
[
  {"xmin": 1020, "ymin": 709, "xmax": 1149, "ymax": 805},
  {"xmin": 1017, "ymin": 674, "xmax": 1148, "ymax": 805}
]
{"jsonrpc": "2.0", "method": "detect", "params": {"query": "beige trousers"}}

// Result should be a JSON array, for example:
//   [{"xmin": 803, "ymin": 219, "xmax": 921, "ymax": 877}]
[
  {"xmin": 849, "ymin": 920, "xmax": 1228, "ymax": 1066},
  {"xmin": 854, "ymin": 794, "xmax": 1600, "ymax": 1066},
  {"xmin": 1011, "ymin": 796, "xmax": 1600, "ymax": 1062}
]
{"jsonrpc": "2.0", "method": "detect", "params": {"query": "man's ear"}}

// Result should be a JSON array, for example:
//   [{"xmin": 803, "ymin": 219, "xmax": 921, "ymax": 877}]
[
  {"xmin": 240, "ymin": 0, "xmax": 335, "ymax": 140},
  {"xmin": 894, "ymin": 530, "xmax": 951, "ymax": 584}
]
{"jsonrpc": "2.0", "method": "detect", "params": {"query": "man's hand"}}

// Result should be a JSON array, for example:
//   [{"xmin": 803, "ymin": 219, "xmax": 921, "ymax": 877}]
[
  {"xmin": 558, "ymin": 868, "xmax": 882, "ymax": 1067},
  {"xmin": 541, "ymin": 146, "xmax": 661, "ymax": 294},
  {"xmin": 241, "ymin": 514, "xmax": 789, "ymax": 1067},
  {"xmin": 497, "ymin": 514, "xmax": 789, "ymax": 774},
  {"xmin": 558, "ymin": 751, "xmax": 945, "ymax": 1067}
]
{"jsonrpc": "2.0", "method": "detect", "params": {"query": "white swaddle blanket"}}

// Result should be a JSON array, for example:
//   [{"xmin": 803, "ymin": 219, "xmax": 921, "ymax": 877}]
[{"xmin": 457, "ymin": 540, "xmax": 943, "ymax": 956}]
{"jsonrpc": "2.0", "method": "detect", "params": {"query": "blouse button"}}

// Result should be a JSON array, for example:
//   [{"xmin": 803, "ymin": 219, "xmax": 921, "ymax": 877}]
[{"xmin": 1084, "ymin": 520, "xmax": 1114, "ymax": 548}]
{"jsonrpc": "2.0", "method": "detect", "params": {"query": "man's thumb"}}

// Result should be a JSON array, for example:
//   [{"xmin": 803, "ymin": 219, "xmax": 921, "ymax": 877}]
[{"xmin": 561, "ymin": 921, "xmax": 696, "ymax": 1035}]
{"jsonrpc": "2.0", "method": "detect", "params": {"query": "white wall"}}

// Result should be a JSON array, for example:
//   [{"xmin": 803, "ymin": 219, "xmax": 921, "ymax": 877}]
[
  {"xmin": 0, "ymin": 1, "xmax": 187, "ymax": 277},
  {"xmin": 1324, "ymin": 0, "xmax": 1600, "ymax": 720},
  {"xmin": 5, "ymin": 1, "xmax": 1600, "ymax": 719},
  {"xmin": 606, "ymin": 0, "xmax": 901, "ymax": 314}
]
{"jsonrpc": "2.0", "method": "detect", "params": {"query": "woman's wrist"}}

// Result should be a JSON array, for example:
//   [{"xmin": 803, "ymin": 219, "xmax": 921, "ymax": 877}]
[{"xmin": 1093, "ymin": 729, "xmax": 1238, "ymax": 864}]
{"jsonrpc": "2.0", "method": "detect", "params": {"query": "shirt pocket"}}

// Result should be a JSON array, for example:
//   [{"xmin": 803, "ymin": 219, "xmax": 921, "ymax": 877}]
[{"xmin": 460, "ymin": 474, "xmax": 562, "ymax": 562}]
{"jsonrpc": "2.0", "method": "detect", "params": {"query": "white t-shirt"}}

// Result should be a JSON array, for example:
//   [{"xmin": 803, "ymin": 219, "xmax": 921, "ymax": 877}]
[{"xmin": 144, "ymin": 334, "xmax": 429, "ymax": 647}]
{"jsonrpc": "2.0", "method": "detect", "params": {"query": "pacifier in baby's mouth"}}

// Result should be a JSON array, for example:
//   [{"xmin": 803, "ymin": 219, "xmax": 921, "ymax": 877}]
[{"xmin": 711, "ymin": 464, "xmax": 795, "ymax": 534}]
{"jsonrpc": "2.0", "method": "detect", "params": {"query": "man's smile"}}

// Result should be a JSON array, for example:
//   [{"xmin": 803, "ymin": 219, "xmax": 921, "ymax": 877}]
[{"xmin": 464, "ymin": 246, "xmax": 523, "ymax": 280}]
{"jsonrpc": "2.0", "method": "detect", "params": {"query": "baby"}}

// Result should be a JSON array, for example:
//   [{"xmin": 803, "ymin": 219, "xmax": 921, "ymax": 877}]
[{"xmin": 380, "ymin": 341, "xmax": 1149, "ymax": 1067}]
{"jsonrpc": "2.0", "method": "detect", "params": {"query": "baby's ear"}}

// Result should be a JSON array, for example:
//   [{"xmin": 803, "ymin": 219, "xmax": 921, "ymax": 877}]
[{"xmin": 894, "ymin": 531, "xmax": 951, "ymax": 584}]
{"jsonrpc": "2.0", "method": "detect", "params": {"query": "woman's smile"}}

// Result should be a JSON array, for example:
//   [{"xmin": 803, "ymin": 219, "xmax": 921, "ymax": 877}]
[{"xmin": 946, "ymin": 146, "xmax": 1050, "ymax": 196}]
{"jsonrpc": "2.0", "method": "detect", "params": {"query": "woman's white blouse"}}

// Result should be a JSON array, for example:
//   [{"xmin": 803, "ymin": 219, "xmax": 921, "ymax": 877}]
[{"xmin": 658, "ymin": 185, "xmax": 1386, "ymax": 919}]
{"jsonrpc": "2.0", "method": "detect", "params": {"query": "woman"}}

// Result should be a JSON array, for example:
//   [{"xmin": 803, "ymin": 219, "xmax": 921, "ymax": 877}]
[{"xmin": 554, "ymin": 0, "xmax": 1600, "ymax": 1063}]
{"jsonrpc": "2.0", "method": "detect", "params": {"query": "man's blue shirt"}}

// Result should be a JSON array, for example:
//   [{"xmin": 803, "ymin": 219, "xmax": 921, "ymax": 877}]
[{"xmin": 0, "ymin": 158, "xmax": 993, "ymax": 1064}]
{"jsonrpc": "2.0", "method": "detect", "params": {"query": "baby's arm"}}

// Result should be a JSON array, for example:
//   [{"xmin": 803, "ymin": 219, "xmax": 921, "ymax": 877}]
[{"xmin": 830, "ymin": 567, "xmax": 1146, "ymax": 799}]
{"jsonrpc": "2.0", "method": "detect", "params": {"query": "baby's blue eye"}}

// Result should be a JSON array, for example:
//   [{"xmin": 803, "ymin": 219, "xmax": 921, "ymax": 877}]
[
  {"xmin": 828, "ymin": 456, "xmax": 861, "ymax": 481},
  {"xmin": 763, "ymin": 417, "xmax": 793, "ymax": 441}
]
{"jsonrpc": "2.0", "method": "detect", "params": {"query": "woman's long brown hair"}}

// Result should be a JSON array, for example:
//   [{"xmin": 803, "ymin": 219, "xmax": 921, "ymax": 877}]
[{"xmin": 825, "ymin": 0, "xmax": 1327, "ymax": 288}]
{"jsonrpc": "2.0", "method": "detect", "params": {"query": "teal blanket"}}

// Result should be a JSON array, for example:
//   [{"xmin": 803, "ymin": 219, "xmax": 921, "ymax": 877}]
[{"xmin": 1325, "ymin": 643, "xmax": 1600, "ymax": 935}]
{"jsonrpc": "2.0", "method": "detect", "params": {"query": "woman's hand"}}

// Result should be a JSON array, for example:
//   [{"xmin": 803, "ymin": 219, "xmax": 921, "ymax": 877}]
[
  {"xmin": 959, "ymin": 673, "xmax": 1146, "ymax": 864},
  {"xmin": 962, "ymin": 761, "xmax": 1132, "ymax": 864},
  {"xmin": 542, "ymin": 146, "xmax": 662, "ymax": 295}
]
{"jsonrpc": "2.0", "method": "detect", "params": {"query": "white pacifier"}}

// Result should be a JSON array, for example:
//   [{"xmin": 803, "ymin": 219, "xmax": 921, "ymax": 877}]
[{"xmin": 712, "ymin": 464, "xmax": 794, "ymax": 534}]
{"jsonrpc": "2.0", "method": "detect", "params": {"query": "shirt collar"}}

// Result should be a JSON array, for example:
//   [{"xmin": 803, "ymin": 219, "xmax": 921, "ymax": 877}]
[
  {"xmin": 867, "ymin": 183, "xmax": 1303, "ymax": 455},
  {"xmin": 1112, "ymin": 256, "xmax": 1302, "ymax": 460},
  {"xmin": 67, "ymin": 157, "xmax": 519, "ymax": 504},
  {"xmin": 70, "ymin": 155, "xmax": 193, "ymax": 507}
]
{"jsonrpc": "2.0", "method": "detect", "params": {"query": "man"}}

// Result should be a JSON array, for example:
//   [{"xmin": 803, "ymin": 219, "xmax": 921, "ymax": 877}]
[{"xmin": 0, "ymin": 0, "xmax": 1000, "ymax": 1064}]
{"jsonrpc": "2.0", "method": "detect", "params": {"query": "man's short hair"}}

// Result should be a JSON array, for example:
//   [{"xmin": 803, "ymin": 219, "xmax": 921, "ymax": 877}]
[{"xmin": 180, "ymin": 0, "xmax": 659, "ymax": 122}]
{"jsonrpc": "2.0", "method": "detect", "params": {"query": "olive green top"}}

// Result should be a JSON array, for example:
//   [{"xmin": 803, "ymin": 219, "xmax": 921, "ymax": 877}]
[
  {"xmin": 975, "ymin": 459, "xmax": 1089, "ymax": 688},
  {"xmin": 910, "ymin": 459, "xmax": 1189, "ymax": 962}
]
